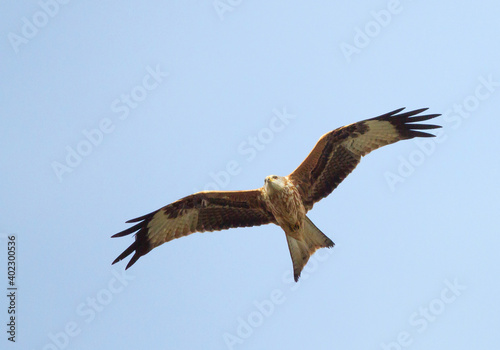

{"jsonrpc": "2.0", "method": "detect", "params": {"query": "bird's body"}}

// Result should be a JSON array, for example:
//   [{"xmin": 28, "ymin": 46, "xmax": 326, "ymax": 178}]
[
  {"xmin": 263, "ymin": 175, "xmax": 304, "ymax": 236},
  {"xmin": 112, "ymin": 107, "xmax": 441, "ymax": 281},
  {"xmin": 262, "ymin": 175, "xmax": 334, "ymax": 279}
]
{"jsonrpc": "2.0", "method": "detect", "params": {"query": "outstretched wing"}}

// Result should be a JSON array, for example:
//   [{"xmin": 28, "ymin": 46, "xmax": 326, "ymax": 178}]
[
  {"xmin": 288, "ymin": 107, "xmax": 441, "ymax": 210},
  {"xmin": 112, "ymin": 189, "xmax": 276, "ymax": 269}
]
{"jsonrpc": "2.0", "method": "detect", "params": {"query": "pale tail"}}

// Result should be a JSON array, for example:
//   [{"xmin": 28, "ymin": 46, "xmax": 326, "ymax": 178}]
[{"xmin": 286, "ymin": 216, "xmax": 334, "ymax": 282}]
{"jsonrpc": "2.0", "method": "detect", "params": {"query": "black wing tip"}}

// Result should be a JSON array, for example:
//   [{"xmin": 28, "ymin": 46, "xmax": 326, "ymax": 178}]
[
  {"xmin": 111, "ymin": 240, "xmax": 137, "ymax": 265},
  {"xmin": 111, "ymin": 210, "xmax": 159, "ymax": 238},
  {"xmin": 377, "ymin": 107, "xmax": 442, "ymax": 138},
  {"xmin": 126, "ymin": 209, "xmax": 160, "ymax": 223},
  {"xmin": 112, "ymin": 236, "xmax": 150, "ymax": 269},
  {"xmin": 111, "ymin": 224, "xmax": 140, "ymax": 238},
  {"xmin": 126, "ymin": 217, "xmax": 146, "ymax": 224},
  {"xmin": 112, "ymin": 255, "xmax": 125, "ymax": 266},
  {"xmin": 125, "ymin": 253, "xmax": 141, "ymax": 269},
  {"xmin": 381, "ymin": 107, "xmax": 407, "ymax": 117},
  {"xmin": 112, "ymin": 213, "xmax": 156, "ymax": 268},
  {"xmin": 111, "ymin": 256, "xmax": 137, "ymax": 269},
  {"xmin": 376, "ymin": 107, "xmax": 440, "ymax": 118}
]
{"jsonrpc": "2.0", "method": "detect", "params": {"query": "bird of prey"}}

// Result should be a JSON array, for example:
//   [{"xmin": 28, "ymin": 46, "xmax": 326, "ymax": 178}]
[{"xmin": 112, "ymin": 107, "xmax": 440, "ymax": 281}]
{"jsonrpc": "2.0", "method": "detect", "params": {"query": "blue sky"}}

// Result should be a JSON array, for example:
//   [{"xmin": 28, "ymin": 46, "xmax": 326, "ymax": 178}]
[{"xmin": 1, "ymin": 1, "xmax": 500, "ymax": 349}]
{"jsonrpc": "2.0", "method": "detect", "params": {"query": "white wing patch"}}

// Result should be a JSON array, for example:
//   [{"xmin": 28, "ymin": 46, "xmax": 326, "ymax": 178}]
[
  {"xmin": 343, "ymin": 120, "xmax": 399, "ymax": 155},
  {"xmin": 147, "ymin": 209, "xmax": 200, "ymax": 246}
]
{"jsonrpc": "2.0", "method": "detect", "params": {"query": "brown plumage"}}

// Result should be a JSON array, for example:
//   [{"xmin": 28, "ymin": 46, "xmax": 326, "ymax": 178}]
[{"xmin": 112, "ymin": 107, "xmax": 441, "ymax": 281}]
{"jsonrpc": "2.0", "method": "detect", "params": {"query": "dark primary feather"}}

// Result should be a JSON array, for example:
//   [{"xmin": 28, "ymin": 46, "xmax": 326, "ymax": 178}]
[
  {"xmin": 112, "ymin": 190, "xmax": 276, "ymax": 269},
  {"xmin": 368, "ymin": 107, "xmax": 441, "ymax": 138},
  {"xmin": 288, "ymin": 107, "xmax": 441, "ymax": 210},
  {"xmin": 111, "ymin": 210, "xmax": 157, "ymax": 269}
]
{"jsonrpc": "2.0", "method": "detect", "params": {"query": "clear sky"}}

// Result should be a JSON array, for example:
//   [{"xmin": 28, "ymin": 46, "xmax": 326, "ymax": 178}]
[{"xmin": 1, "ymin": 1, "xmax": 499, "ymax": 349}]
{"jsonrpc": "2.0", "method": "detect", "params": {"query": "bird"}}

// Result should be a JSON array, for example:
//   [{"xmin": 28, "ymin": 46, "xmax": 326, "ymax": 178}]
[{"xmin": 112, "ymin": 107, "xmax": 441, "ymax": 281}]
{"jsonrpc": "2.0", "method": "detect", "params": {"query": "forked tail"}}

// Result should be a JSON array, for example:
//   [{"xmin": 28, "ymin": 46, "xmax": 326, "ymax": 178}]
[{"xmin": 286, "ymin": 216, "xmax": 334, "ymax": 282}]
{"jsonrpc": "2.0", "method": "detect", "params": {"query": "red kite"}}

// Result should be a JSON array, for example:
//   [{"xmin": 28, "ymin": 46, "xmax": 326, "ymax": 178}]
[{"xmin": 112, "ymin": 107, "xmax": 440, "ymax": 281}]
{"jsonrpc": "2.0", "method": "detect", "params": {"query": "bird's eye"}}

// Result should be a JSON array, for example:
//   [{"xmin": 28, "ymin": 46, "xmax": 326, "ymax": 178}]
[{"xmin": 272, "ymin": 176, "xmax": 278, "ymax": 179}]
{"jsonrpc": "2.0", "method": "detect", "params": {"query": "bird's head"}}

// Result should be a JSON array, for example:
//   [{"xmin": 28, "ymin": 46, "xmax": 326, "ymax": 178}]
[{"xmin": 264, "ymin": 175, "xmax": 286, "ymax": 193}]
